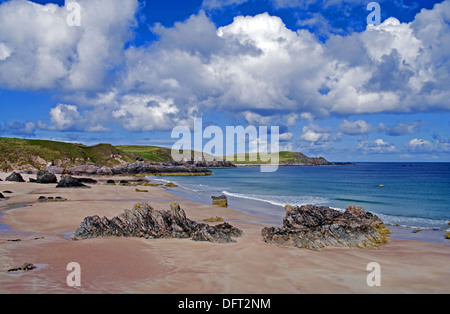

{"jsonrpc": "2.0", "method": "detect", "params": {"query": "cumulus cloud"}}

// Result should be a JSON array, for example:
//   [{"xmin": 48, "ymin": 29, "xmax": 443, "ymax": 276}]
[
  {"xmin": 358, "ymin": 138, "xmax": 398, "ymax": 154},
  {"xmin": 48, "ymin": 104, "xmax": 81, "ymax": 131},
  {"xmin": 378, "ymin": 121, "xmax": 423, "ymax": 136},
  {"xmin": 1, "ymin": 0, "xmax": 450, "ymax": 139},
  {"xmin": 0, "ymin": 0, "xmax": 138, "ymax": 90},
  {"xmin": 407, "ymin": 138, "xmax": 450, "ymax": 153},
  {"xmin": 339, "ymin": 119, "xmax": 372, "ymax": 135}
]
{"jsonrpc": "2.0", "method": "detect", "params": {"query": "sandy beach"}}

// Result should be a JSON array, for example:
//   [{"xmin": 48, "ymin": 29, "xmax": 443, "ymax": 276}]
[{"xmin": 0, "ymin": 173, "xmax": 449, "ymax": 294}]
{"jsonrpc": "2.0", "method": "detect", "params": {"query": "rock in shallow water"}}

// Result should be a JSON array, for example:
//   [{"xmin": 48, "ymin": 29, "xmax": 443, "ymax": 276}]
[
  {"xmin": 72, "ymin": 202, "xmax": 243, "ymax": 244},
  {"xmin": 261, "ymin": 204, "xmax": 390, "ymax": 250}
]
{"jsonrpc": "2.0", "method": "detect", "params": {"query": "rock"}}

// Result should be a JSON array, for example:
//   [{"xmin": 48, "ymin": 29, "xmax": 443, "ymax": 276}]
[
  {"xmin": 29, "ymin": 178, "xmax": 37, "ymax": 183},
  {"xmin": 2, "ymin": 191, "xmax": 13, "ymax": 194},
  {"xmin": 96, "ymin": 166, "xmax": 113, "ymax": 176},
  {"xmin": 135, "ymin": 189, "xmax": 148, "ymax": 193},
  {"xmin": 203, "ymin": 216, "xmax": 225, "ymax": 223},
  {"xmin": 119, "ymin": 180, "xmax": 129, "ymax": 185},
  {"xmin": 8, "ymin": 263, "xmax": 37, "ymax": 273},
  {"xmin": 76, "ymin": 178, "xmax": 98, "ymax": 184},
  {"xmin": 0, "ymin": 178, "xmax": 2, "ymax": 181},
  {"xmin": 5, "ymin": 172, "xmax": 25, "ymax": 182},
  {"xmin": 0, "ymin": 193, "xmax": 4, "ymax": 199},
  {"xmin": 106, "ymin": 180, "xmax": 116, "ymax": 185},
  {"xmin": 36, "ymin": 170, "xmax": 57, "ymax": 184},
  {"xmin": 261, "ymin": 205, "xmax": 389, "ymax": 250},
  {"xmin": 46, "ymin": 166, "xmax": 65, "ymax": 175},
  {"xmin": 165, "ymin": 182, "xmax": 178, "ymax": 187},
  {"xmin": 212, "ymin": 195, "xmax": 228, "ymax": 208},
  {"xmin": 56, "ymin": 176, "xmax": 90, "ymax": 188},
  {"xmin": 38, "ymin": 196, "xmax": 47, "ymax": 201},
  {"xmin": 413, "ymin": 229, "xmax": 421, "ymax": 234},
  {"xmin": 68, "ymin": 164, "xmax": 101, "ymax": 176},
  {"xmin": 72, "ymin": 202, "xmax": 243, "ymax": 244},
  {"xmin": 445, "ymin": 232, "xmax": 450, "ymax": 240}
]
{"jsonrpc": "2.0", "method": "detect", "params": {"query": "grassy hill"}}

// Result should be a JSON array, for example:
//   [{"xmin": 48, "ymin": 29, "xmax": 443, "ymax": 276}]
[
  {"xmin": 0, "ymin": 137, "xmax": 135, "ymax": 172},
  {"xmin": 0, "ymin": 137, "xmax": 331, "ymax": 171},
  {"xmin": 224, "ymin": 151, "xmax": 330, "ymax": 165}
]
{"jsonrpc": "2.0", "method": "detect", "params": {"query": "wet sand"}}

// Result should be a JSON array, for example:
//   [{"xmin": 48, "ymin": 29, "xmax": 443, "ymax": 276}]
[{"xmin": 0, "ymin": 173, "xmax": 449, "ymax": 294}]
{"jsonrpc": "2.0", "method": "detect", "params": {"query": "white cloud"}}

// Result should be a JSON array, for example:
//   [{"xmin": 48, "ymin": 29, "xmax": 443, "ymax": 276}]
[
  {"xmin": 378, "ymin": 121, "xmax": 422, "ymax": 136},
  {"xmin": 1, "ymin": 1, "xmax": 450, "ymax": 137},
  {"xmin": 358, "ymin": 138, "xmax": 398, "ymax": 154},
  {"xmin": 112, "ymin": 95, "xmax": 180, "ymax": 131},
  {"xmin": 0, "ymin": 0, "xmax": 138, "ymax": 90},
  {"xmin": 299, "ymin": 124, "xmax": 332, "ymax": 143},
  {"xmin": 339, "ymin": 119, "xmax": 372, "ymax": 135},
  {"xmin": 48, "ymin": 104, "xmax": 80, "ymax": 131},
  {"xmin": 279, "ymin": 132, "xmax": 294, "ymax": 141},
  {"xmin": 0, "ymin": 42, "xmax": 12, "ymax": 61},
  {"xmin": 406, "ymin": 138, "xmax": 450, "ymax": 154}
]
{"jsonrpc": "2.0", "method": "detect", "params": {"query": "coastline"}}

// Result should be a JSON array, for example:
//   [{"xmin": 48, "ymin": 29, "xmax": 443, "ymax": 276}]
[{"xmin": 0, "ymin": 172, "xmax": 449, "ymax": 294}]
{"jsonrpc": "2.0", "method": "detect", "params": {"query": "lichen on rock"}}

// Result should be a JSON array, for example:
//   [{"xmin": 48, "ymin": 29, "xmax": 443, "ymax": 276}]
[
  {"xmin": 72, "ymin": 202, "xmax": 243, "ymax": 244},
  {"xmin": 262, "ymin": 204, "xmax": 390, "ymax": 250}
]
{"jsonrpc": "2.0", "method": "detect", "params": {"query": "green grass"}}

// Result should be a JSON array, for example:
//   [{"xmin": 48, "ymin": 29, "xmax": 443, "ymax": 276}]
[
  {"xmin": 224, "ymin": 151, "xmax": 318, "ymax": 164},
  {"xmin": 117, "ymin": 145, "xmax": 217, "ymax": 163},
  {"xmin": 0, "ymin": 137, "xmax": 134, "ymax": 171},
  {"xmin": 116, "ymin": 145, "xmax": 174, "ymax": 163}
]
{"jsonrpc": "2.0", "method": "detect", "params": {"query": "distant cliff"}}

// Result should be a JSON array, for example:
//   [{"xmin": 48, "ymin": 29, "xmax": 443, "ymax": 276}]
[{"xmin": 225, "ymin": 151, "xmax": 346, "ymax": 166}]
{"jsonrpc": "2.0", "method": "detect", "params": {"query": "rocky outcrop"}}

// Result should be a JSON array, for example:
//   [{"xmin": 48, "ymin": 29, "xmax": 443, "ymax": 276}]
[
  {"xmin": 5, "ymin": 172, "xmax": 25, "ymax": 182},
  {"xmin": 212, "ymin": 195, "xmax": 228, "ymax": 208},
  {"xmin": 261, "ymin": 205, "xmax": 390, "ymax": 250},
  {"xmin": 0, "ymin": 193, "xmax": 4, "ymax": 199},
  {"xmin": 36, "ymin": 170, "xmax": 57, "ymax": 184},
  {"xmin": 8, "ymin": 263, "xmax": 37, "ymax": 273},
  {"xmin": 56, "ymin": 176, "xmax": 90, "ymax": 188},
  {"xmin": 72, "ymin": 202, "xmax": 243, "ymax": 244},
  {"xmin": 44, "ymin": 161, "xmax": 214, "ymax": 176}
]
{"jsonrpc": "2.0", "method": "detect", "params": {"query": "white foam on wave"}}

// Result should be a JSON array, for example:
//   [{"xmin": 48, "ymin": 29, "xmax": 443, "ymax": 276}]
[{"xmin": 222, "ymin": 190, "xmax": 332, "ymax": 208}]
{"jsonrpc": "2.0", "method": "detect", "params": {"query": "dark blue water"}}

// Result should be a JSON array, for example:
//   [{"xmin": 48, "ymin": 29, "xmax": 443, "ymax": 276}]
[{"xmin": 149, "ymin": 163, "xmax": 450, "ymax": 230}]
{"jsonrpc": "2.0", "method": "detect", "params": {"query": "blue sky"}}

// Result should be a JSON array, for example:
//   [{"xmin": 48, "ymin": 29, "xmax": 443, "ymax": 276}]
[{"xmin": 0, "ymin": 0, "xmax": 449, "ymax": 162}]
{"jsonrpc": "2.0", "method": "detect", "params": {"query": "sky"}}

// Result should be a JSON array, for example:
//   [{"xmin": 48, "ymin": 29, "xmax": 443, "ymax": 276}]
[{"xmin": 0, "ymin": 0, "xmax": 449, "ymax": 162}]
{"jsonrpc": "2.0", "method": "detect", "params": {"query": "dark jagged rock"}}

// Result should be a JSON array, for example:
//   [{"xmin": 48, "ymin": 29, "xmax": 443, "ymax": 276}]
[
  {"xmin": 106, "ymin": 180, "xmax": 116, "ymax": 185},
  {"xmin": 77, "ymin": 178, "xmax": 98, "ymax": 184},
  {"xmin": 36, "ymin": 170, "xmax": 57, "ymax": 184},
  {"xmin": 111, "ymin": 162, "xmax": 213, "ymax": 176},
  {"xmin": 261, "ymin": 205, "xmax": 390, "ymax": 250},
  {"xmin": 56, "ymin": 176, "xmax": 90, "ymax": 188},
  {"xmin": 0, "ymin": 193, "xmax": 4, "ymax": 199},
  {"xmin": 29, "ymin": 178, "xmax": 37, "ymax": 183},
  {"xmin": 8, "ymin": 263, "xmax": 37, "ymax": 273},
  {"xmin": 5, "ymin": 172, "xmax": 25, "ymax": 182},
  {"xmin": 212, "ymin": 195, "xmax": 228, "ymax": 207},
  {"xmin": 72, "ymin": 202, "xmax": 243, "ymax": 244}
]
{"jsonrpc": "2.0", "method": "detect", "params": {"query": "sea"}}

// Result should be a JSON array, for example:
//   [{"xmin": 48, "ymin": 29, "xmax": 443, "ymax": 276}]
[{"xmin": 148, "ymin": 162, "xmax": 450, "ymax": 242}]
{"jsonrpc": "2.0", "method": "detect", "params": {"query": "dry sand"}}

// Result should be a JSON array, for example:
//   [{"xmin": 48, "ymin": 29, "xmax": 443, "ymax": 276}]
[{"xmin": 0, "ymin": 173, "xmax": 449, "ymax": 294}]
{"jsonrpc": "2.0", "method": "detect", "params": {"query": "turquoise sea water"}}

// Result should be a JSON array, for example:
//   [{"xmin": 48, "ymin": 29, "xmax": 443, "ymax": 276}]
[{"xmin": 149, "ymin": 163, "xmax": 450, "ymax": 231}]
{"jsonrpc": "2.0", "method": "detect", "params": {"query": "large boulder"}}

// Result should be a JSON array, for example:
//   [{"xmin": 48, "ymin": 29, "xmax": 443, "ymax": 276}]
[
  {"xmin": 212, "ymin": 195, "xmax": 228, "ymax": 207},
  {"xmin": 68, "ymin": 164, "xmax": 101, "ymax": 176},
  {"xmin": 261, "ymin": 205, "xmax": 390, "ymax": 250},
  {"xmin": 36, "ymin": 170, "xmax": 57, "ymax": 184},
  {"xmin": 72, "ymin": 202, "xmax": 243, "ymax": 243},
  {"xmin": 5, "ymin": 172, "xmax": 25, "ymax": 182},
  {"xmin": 46, "ymin": 166, "xmax": 66, "ymax": 175},
  {"xmin": 0, "ymin": 193, "xmax": 5, "ymax": 199},
  {"xmin": 56, "ymin": 176, "xmax": 90, "ymax": 188}
]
